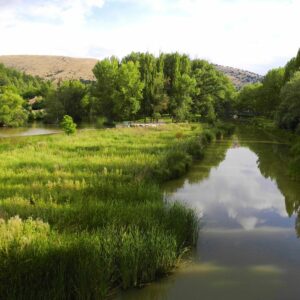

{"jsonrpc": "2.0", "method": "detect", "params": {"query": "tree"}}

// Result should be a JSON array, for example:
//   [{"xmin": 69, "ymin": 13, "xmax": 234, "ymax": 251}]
[
  {"xmin": 170, "ymin": 74, "xmax": 197, "ymax": 121},
  {"xmin": 236, "ymin": 83, "xmax": 263, "ymax": 115},
  {"xmin": 123, "ymin": 52, "xmax": 168, "ymax": 120},
  {"xmin": 44, "ymin": 90, "xmax": 65, "ymax": 124},
  {"xmin": 258, "ymin": 68, "xmax": 285, "ymax": 117},
  {"xmin": 113, "ymin": 61, "xmax": 144, "ymax": 121},
  {"xmin": 0, "ymin": 90, "xmax": 27, "ymax": 127},
  {"xmin": 44, "ymin": 80, "xmax": 88, "ymax": 124},
  {"xmin": 192, "ymin": 60, "xmax": 236, "ymax": 120},
  {"xmin": 60, "ymin": 115, "xmax": 77, "ymax": 135},
  {"xmin": 151, "ymin": 72, "xmax": 169, "ymax": 119},
  {"xmin": 283, "ymin": 48, "xmax": 300, "ymax": 83},
  {"xmin": 276, "ymin": 71, "xmax": 300, "ymax": 131},
  {"xmin": 92, "ymin": 57, "xmax": 119, "ymax": 122}
]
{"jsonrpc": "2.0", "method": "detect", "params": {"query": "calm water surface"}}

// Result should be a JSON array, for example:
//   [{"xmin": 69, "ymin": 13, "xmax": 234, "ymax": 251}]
[
  {"xmin": 118, "ymin": 127, "xmax": 300, "ymax": 300},
  {"xmin": 0, "ymin": 123, "xmax": 60, "ymax": 137}
]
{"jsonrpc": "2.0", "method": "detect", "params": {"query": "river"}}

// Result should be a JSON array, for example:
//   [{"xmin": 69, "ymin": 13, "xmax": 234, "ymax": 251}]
[
  {"xmin": 0, "ymin": 122, "xmax": 100, "ymax": 137},
  {"xmin": 0, "ymin": 122, "xmax": 60, "ymax": 137},
  {"xmin": 117, "ymin": 126, "xmax": 300, "ymax": 300}
]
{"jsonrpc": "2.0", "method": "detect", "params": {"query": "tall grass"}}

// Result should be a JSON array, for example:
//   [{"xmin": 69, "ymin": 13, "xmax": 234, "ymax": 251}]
[{"xmin": 0, "ymin": 124, "xmax": 216, "ymax": 299}]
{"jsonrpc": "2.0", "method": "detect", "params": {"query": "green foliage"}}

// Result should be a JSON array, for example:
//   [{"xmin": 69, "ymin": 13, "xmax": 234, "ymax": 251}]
[
  {"xmin": 0, "ymin": 63, "xmax": 50, "ymax": 99},
  {"xmin": 276, "ymin": 72, "xmax": 300, "ymax": 131},
  {"xmin": 92, "ymin": 57, "xmax": 119, "ymax": 121},
  {"xmin": 0, "ymin": 216, "xmax": 181, "ymax": 299},
  {"xmin": 238, "ymin": 68, "xmax": 286, "ymax": 118},
  {"xmin": 92, "ymin": 58, "xmax": 144, "ymax": 121},
  {"xmin": 258, "ymin": 68, "xmax": 285, "ymax": 117},
  {"xmin": 283, "ymin": 49, "xmax": 300, "ymax": 83},
  {"xmin": 236, "ymin": 82, "xmax": 263, "ymax": 115},
  {"xmin": 114, "ymin": 61, "xmax": 144, "ymax": 120},
  {"xmin": 192, "ymin": 60, "xmax": 236, "ymax": 121},
  {"xmin": 60, "ymin": 115, "xmax": 77, "ymax": 135},
  {"xmin": 0, "ymin": 63, "xmax": 52, "ymax": 126},
  {"xmin": 0, "ymin": 90, "xmax": 27, "ymax": 127},
  {"xmin": 171, "ymin": 74, "xmax": 197, "ymax": 121},
  {"xmin": 123, "ymin": 53, "xmax": 169, "ymax": 119},
  {"xmin": 92, "ymin": 53, "xmax": 236, "ymax": 123},
  {"xmin": 235, "ymin": 49, "xmax": 299, "ymax": 131},
  {"xmin": 45, "ymin": 80, "xmax": 88, "ymax": 123},
  {"xmin": 289, "ymin": 140, "xmax": 300, "ymax": 179},
  {"xmin": 0, "ymin": 53, "xmax": 237, "ymax": 127}
]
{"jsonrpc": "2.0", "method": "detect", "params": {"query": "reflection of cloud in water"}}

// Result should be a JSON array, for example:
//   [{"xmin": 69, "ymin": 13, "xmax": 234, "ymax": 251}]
[
  {"xmin": 168, "ymin": 147, "xmax": 289, "ymax": 231},
  {"xmin": 238, "ymin": 217, "xmax": 259, "ymax": 231}
]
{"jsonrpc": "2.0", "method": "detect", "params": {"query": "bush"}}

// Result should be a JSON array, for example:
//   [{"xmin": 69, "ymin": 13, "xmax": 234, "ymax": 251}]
[
  {"xmin": 202, "ymin": 129, "xmax": 215, "ymax": 144},
  {"xmin": 185, "ymin": 139, "xmax": 204, "ymax": 159},
  {"xmin": 60, "ymin": 115, "xmax": 77, "ymax": 135}
]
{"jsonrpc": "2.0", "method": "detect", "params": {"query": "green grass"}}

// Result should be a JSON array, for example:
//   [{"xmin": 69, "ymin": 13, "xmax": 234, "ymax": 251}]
[{"xmin": 0, "ymin": 123, "xmax": 219, "ymax": 299}]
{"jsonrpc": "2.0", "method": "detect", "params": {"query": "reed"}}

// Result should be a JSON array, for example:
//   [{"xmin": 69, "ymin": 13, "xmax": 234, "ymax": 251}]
[{"xmin": 0, "ymin": 124, "xmax": 216, "ymax": 299}]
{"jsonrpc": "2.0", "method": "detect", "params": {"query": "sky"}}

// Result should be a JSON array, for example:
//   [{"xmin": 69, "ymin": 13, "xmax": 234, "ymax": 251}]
[{"xmin": 0, "ymin": 0, "xmax": 299, "ymax": 74}]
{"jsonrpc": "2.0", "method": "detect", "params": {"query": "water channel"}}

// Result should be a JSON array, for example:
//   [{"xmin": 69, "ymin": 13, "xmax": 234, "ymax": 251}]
[{"xmin": 119, "ymin": 126, "xmax": 300, "ymax": 300}]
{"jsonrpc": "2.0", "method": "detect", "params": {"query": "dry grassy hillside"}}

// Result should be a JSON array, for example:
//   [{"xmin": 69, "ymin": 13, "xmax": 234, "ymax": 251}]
[
  {"xmin": 0, "ymin": 55, "xmax": 97, "ymax": 82},
  {"xmin": 0, "ymin": 55, "xmax": 262, "ymax": 88}
]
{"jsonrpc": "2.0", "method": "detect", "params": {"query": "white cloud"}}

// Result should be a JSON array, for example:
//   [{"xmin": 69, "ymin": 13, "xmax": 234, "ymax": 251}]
[
  {"xmin": 0, "ymin": 0, "xmax": 299, "ymax": 73},
  {"xmin": 166, "ymin": 147, "xmax": 290, "ymax": 231}
]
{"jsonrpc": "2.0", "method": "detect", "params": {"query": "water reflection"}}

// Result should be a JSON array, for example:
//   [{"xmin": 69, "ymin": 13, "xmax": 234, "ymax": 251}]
[
  {"xmin": 118, "ymin": 126, "xmax": 300, "ymax": 300},
  {"xmin": 164, "ymin": 130, "xmax": 300, "ymax": 234}
]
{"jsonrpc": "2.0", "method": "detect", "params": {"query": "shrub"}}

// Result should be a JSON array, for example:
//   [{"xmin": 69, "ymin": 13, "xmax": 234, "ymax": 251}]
[
  {"xmin": 60, "ymin": 115, "xmax": 77, "ymax": 135},
  {"xmin": 202, "ymin": 129, "xmax": 215, "ymax": 145}
]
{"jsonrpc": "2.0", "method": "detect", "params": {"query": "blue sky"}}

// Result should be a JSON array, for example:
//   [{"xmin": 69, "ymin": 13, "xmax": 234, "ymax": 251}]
[{"xmin": 0, "ymin": 0, "xmax": 299, "ymax": 74}]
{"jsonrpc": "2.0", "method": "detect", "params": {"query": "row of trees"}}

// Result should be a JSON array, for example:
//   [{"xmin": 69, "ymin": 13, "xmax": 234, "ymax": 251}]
[
  {"xmin": 45, "ymin": 53, "xmax": 236, "ymax": 125},
  {"xmin": 236, "ymin": 49, "xmax": 300, "ymax": 132},
  {"xmin": 0, "ymin": 53, "xmax": 236, "ymax": 127}
]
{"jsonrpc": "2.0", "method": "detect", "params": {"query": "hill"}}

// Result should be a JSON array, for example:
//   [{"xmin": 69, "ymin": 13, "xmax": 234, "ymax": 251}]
[
  {"xmin": 214, "ymin": 64, "xmax": 262, "ymax": 89},
  {"xmin": 0, "ymin": 55, "xmax": 97, "ymax": 82},
  {"xmin": 0, "ymin": 55, "xmax": 262, "ymax": 88}
]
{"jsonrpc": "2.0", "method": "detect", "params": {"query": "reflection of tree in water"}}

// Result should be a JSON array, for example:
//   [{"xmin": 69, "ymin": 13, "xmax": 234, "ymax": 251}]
[
  {"xmin": 164, "ymin": 139, "xmax": 232, "ymax": 194},
  {"xmin": 296, "ymin": 215, "xmax": 300, "ymax": 238},
  {"xmin": 238, "ymin": 126, "xmax": 300, "ymax": 237}
]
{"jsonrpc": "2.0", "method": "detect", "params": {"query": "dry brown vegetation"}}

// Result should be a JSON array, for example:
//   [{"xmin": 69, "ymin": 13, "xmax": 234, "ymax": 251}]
[{"xmin": 0, "ymin": 55, "xmax": 97, "ymax": 82}]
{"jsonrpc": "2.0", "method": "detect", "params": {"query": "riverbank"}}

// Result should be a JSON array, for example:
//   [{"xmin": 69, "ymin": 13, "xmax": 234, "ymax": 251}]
[{"xmin": 0, "ymin": 123, "xmax": 232, "ymax": 299}]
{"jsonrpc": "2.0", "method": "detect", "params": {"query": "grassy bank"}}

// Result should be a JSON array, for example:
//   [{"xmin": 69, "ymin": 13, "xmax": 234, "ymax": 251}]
[{"xmin": 0, "ymin": 123, "xmax": 225, "ymax": 299}]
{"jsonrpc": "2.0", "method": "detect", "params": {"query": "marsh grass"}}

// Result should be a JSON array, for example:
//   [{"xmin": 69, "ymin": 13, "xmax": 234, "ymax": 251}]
[{"xmin": 0, "ymin": 124, "xmax": 216, "ymax": 299}]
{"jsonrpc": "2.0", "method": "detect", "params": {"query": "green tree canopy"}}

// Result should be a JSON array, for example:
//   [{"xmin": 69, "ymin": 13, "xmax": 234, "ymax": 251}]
[
  {"xmin": 258, "ymin": 68, "xmax": 285, "ymax": 117},
  {"xmin": 113, "ymin": 61, "xmax": 144, "ymax": 121},
  {"xmin": 92, "ymin": 58, "xmax": 144, "ymax": 122},
  {"xmin": 276, "ymin": 71, "xmax": 300, "ymax": 131},
  {"xmin": 0, "ymin": 90, "xmax": 27, "ymax": 127},
  {"xmin": 45, "ymin": 80, "xmax": 88, "ymax": 123},
  {"xmin": 123, "ymin": 52, "xmax": 168, "ymax": 119},
  {"xmin": 92, "ymin": 57, "xmax": 119, "ymax": 121},
  {"xmin": 236, "ymin": 82, "xmax": 263, "ymax": 115},
  {"xmin": 192, "ymin": 60, "xmax": 236, "ymax": 120},
  {"xmin": 170, "ymin": 74, "xmax": 197, "ymax": 121}
]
